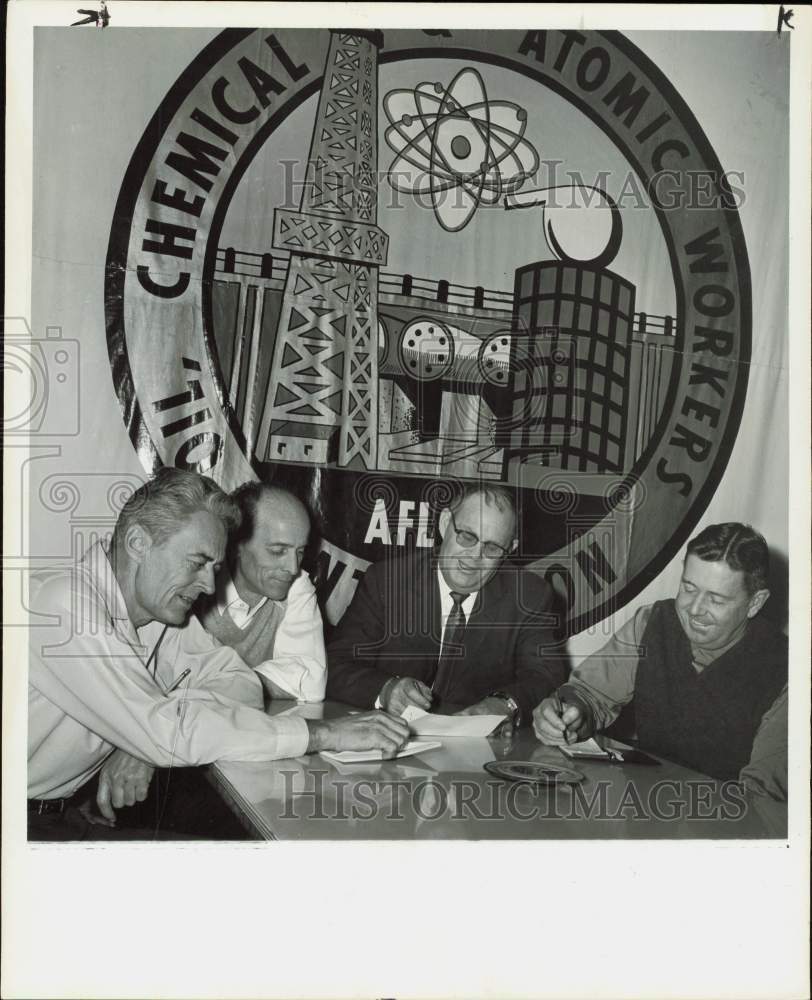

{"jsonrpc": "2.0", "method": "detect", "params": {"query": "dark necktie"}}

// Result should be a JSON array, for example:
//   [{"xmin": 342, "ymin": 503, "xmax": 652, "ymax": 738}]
[{"xmin": 432, "ymin": 591, "xmax": 469, "ymax": 696}]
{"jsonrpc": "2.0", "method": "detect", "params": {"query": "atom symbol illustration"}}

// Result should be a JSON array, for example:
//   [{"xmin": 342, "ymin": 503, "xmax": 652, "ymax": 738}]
[{"xmin": 383, "ymin": 67, "xmax": 540, "ymax": 232}]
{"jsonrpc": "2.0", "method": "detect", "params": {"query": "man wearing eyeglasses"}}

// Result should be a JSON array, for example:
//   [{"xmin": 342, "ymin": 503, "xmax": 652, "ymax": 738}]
[{"xmin": 325, "ymin": 484, "xmax": 569, "ymax": 729}]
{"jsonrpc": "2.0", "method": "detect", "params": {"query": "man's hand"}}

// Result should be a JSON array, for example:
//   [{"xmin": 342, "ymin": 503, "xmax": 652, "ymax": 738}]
[
  {"xmin": 533, "ymin": 696, "xmax": 588, "ymax": 745},
  {"xmin": 379, "ymin": 676, "xmax": 433, "ymax": 716},
  {"xmin": 77, "ymin": 798, "xmax": 116, "ymax": 828},
  {"xmin": 457, "ymin": 696, "xmax": 511, "ymax": 717},
  {"xmin": 96, "ymin": 749, "xmax": 155, "ymax": 823},
  {"xmin": 306, "ymin": 711, "xmax": 411, "ymax": 759},
  {"xmin": 456, "ymin": 696, "xmax": 515, "ymax": 737}
]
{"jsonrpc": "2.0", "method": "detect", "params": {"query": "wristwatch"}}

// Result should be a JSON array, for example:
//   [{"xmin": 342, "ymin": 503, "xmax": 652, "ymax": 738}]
[{"xmin": 490, "ymin": 691, "xmax": 521, "ymax": 726}]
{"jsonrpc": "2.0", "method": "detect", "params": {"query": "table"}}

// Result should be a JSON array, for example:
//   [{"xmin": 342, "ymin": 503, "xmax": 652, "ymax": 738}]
[{"xmin": 208, "ymin": 701, "xmax": 787, "ymax": 840}]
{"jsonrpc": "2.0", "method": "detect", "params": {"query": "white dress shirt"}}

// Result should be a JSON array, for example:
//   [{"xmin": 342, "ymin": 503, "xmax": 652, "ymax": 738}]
[
  {"xmin": 28, "ymin": 542, "xmax": 310, "ymax": 800},
  {"xmin": 374, "ymin": 569, "xmax": 479, "ymax": 708},
  {"xmin": 219, "ymin": 570, "xmax": 268, "ymax": 629},
  {"xmin": 436, "ymin": 568, "xmax": 478, "ymax": 646},
  {"xmin": 215, "ymin": 566, "xmax": 327, "ymax": 703}
]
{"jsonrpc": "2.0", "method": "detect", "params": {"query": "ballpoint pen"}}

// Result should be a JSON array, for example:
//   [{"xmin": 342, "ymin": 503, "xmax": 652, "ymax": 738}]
[
  {"xmin": 553, "ymin": 691, "xmax": 571, "ymax": 744},
  {"xmin": 165, "ymin": 668, "xmax": 191, "ymax": 694}
]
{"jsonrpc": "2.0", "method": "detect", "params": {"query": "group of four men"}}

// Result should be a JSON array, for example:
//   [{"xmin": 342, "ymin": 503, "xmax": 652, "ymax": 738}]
[{"xmin": 27, "ymin": 468, "xmax": 788, "ymax": 838}]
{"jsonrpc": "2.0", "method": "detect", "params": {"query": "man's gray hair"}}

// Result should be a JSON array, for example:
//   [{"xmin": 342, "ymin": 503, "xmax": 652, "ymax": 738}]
[
  {"xmin": 448, "ymin": 483, "xmax": 517, "ymax": 521},
  {"xmin": 112, "ymin": 468, "xmax": 240, "ymax": 549}
]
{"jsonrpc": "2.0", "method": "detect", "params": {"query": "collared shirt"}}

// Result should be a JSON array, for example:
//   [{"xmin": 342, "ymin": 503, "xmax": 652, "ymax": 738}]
[
  {"xmin": 372, "ymin": 568, "xmax": 480, "ymax": 708},
  {"xmin": 218, "ymin": 568, "xmax": 268, "ymax": 629},
  {"xmin": 213, "ymin": 565, "xmax": 326, "ymax": 703},
  {"xmin": 28, "ymin": 542, "xmax": 310, "ymax": 800},
  {"xmin": 436, "ymin": 568, "xmax": 478, "ymax": 645}
]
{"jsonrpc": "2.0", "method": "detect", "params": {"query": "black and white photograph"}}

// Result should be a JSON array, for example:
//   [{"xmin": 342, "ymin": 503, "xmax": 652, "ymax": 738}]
[{"xmin": 3, "ymin": 3, "xmax": 810, "ymax": 998}]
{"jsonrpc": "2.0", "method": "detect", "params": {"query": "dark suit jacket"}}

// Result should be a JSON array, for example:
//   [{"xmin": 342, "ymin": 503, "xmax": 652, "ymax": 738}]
[{"xmin": 325, "ymin": 551, "xmax": 569, "ymax": 723}]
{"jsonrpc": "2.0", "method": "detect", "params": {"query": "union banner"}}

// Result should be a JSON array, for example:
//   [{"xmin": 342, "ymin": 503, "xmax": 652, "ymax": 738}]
[{"xmin": 106, "ymin": 28, "xmax": 750, "ymax": 633}]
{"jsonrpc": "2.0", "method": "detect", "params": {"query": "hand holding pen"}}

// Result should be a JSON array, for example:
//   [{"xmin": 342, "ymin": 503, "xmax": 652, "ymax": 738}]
[
  {"xmin": 553, "ymin": 691, "xmax": 573, "ymax": 744},
  {"xmin": 533, "ymin": 691, "xmax": 586, "ymax": 746}
]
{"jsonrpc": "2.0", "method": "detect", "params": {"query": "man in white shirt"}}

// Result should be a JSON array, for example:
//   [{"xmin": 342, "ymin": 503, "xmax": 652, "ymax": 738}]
[
  {"xmin": 27, "ymin": 468, "xmax": 409, "ymax": 838},
  {"xmin": 196, "ymin": 482, "xmax": 325, "ymax": 703}
]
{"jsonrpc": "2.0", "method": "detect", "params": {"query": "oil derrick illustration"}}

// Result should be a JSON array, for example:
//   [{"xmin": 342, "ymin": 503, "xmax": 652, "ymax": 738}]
[{"xmin": 256, "ymin": 30, "xmax": 388, "ymax": 469}]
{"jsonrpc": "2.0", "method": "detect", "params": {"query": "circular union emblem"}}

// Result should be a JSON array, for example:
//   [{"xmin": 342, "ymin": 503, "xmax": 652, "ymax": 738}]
[{"xmin": 105, "ymin": 28, "xmax": 750, "ymax": 633}]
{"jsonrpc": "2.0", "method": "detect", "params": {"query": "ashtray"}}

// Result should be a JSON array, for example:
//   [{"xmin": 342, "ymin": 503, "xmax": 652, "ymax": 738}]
[{"xmin": 484, "ymin": 760, "xmax": 585, "ymax": 784}]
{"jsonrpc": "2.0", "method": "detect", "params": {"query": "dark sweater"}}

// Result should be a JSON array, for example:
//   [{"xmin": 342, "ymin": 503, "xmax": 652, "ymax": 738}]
[
  {"xmin": 197, "ymin": 598, "xmax": 285, "ymax": 668},
  {"xmin": 634, "ymin": 600, "xmax": 788, "ymax": 780}
]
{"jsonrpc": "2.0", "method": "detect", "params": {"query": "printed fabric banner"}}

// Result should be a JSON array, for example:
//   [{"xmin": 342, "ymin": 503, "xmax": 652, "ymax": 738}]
[
  {"xmin": 104, "ymin": 27, "xmax": 758, "ymax": 636},
  {"xmin": 5, "ymin": 9, "xmax": 807, "ymax": 1000}
]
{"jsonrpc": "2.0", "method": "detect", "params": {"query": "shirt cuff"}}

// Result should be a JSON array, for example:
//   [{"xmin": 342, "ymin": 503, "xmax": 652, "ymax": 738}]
[
  {"xmin": 374, "ymin": 676, "xmax": 397, "ymax": 710},
  {"xmin": 265, "ymin": 714, "xmax": 310, "ymax": 759}
]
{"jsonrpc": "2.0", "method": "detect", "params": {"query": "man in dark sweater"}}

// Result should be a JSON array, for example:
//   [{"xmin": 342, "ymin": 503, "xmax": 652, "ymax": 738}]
[
  {"xmin": 533, "ymin": 523, "xmax": 788, "ymax": 798},
  {"xmin": 326, "ymin": 484, "xmax": 569, "ymax": 729}
]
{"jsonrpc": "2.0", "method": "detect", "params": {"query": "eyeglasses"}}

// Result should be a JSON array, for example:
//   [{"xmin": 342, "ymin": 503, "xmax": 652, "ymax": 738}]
[{"xmin": 448, "ymin": 511, "xmax": 512, "ymax": 560}]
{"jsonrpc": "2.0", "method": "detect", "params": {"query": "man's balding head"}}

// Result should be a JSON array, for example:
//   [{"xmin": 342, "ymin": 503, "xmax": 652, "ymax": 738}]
[{"xmin": 229, "ymin": 482, "xmax": 311, "ymax": 604}]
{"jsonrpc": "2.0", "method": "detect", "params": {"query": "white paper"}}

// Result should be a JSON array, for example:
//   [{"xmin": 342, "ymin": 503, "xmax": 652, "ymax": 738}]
[
  {"xmin": 401, "ymin": 706, "xmax": 507, "ymax": 738},
  {"xmin": 559, "ymin": 738, "xmax": 610, "ymax": 758},
  {"xmin": 319, "ymin": 739, "xmax": 442, "ymax": 764},
  {"xmin": 400, "ymin": 705, "xmax": 429, "ymax": 722}
]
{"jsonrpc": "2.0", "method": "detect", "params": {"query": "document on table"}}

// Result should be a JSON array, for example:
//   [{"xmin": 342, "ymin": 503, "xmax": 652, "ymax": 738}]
[
  {"xmin": 319, "ymin": 740, "xmax": 442, "ymax": 764},
  {"xmin": 400, "ymin": 705, "xmax": 507, "ymax": 738},
  {"xmin": 559, "ymin": 737, "xmax": 612, "ymax": 759},
  {"xmin": 325, "ymin": 757, "xmax": 439, "ymax": 778}
]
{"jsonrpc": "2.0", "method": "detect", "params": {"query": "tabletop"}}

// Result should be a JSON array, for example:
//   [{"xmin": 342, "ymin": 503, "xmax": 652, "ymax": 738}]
[{"xmin": 208, "ymin": 701, "xmax": 787, "ymax": 840}]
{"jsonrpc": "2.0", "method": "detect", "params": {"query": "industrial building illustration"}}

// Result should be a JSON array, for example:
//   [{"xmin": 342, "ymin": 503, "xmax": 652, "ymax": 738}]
[{"xmin": 209, "ymin": 29, "xmax": 678, "ymax": 496}]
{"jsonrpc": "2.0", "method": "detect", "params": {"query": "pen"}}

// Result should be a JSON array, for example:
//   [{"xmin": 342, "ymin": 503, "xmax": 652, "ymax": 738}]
[
  {"xmin": 553, "ymin": 691, "xmax": 570, "ymax": 744},
  {"xmin": 165, "ymin": 668, "xmax": 191, "ymax": 694}
]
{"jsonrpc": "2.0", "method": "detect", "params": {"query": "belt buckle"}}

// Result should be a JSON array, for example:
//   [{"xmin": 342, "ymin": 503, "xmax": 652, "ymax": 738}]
[{"xmin": 36, "ymin": 798, "xmax": 66, "ymax": 815}]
